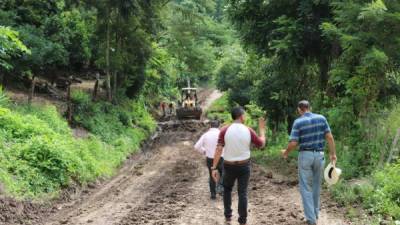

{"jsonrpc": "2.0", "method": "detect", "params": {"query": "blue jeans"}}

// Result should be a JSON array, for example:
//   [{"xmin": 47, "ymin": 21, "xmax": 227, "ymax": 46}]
[{"xmin": 298, "ymin": 151, "xmax": 325, "ymax": 224}]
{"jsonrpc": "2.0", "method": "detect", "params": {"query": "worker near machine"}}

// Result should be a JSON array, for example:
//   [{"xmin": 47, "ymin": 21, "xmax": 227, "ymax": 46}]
[
  {"xmin": 168, "ymin": 102, "xmax": 174, "ymax": 115},
  {"xmin": 160, "ymin": 101, "xmax": 166, "ymax": 117},
  {"xmin": 194, "ymin": 120, "xmax": 224, "ymax": 200},
  {"xmin": 183, "ymin": 93, "xmax": 189, "ymax": 108},
  {"xmin": 212, "ymin": 107, "xmax": 266, "ymax": 225},
  {"xmin": 189, "ymin": 96, "xmax": 195, "ymax": 108}
]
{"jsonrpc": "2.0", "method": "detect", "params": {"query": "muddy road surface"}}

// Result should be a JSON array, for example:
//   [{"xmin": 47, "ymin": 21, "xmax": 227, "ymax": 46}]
[
  {"xmin": 13, "ymin": 120, "xmax": 349, "ymax": 225},
  {"xmin": 42, "ymin": 121, "xmax": 208, "ymax": 225},
  {"xmin": 8, "ymin": 121, "xmax": 348, "ymax": 225},
  {"xmin": 4, "ymin": 90, "xmax": 350, "ymax": 225}
]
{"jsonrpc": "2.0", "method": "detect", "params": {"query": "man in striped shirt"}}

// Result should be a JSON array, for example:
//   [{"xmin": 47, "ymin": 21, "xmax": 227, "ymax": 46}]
[{"xmin": 282, "ymin": 100, "xmax": 337, "ymax": 225}]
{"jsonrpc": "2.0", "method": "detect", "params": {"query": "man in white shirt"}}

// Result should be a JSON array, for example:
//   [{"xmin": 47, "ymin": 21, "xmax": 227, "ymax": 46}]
[
  {"xmin": 194, "ymin": 120, "xmax": 223, "ymax": 200},
  {"xmin": 212, "ymin": 107, "xmax": 266, "ymax": 225}
]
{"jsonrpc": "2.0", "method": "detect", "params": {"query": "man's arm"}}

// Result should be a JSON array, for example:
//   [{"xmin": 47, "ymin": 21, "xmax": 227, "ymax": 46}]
[
  {"xmin": 211, "ymin": 144, "xmax": 223, "ymax": 182},
  {"xmin": 212, "ymin": 144, "xmax": 223, "ymax": 169},
  {"xmin": 258, "ymin": 118, "xmax": 266, "ymax": 147},
  {"xmin": 282, "ymin": 141, "xmax": 298, "ymax": 159},
  {"xmin": 194, "ymin": 134, "xmax": 205, "ymax": 154},
  {"xmin": 211, "ymin": 126, "xmax": 228, "ymax": 182},
  {"xmin": 325, "ymin": 132, "xmax": 337, "ymax": 166},
  {"xmin": 250, "ymin": 118, "xmax": 267, "ymax": 148},
  {"xmin": 282, "ymin": 121, "xmax": 299, "ymax": 158}
]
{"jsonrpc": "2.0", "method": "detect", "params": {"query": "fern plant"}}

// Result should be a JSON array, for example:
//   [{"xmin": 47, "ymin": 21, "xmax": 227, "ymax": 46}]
[{"xmin": 0, "ymin": 87, "xmax": 9, "ymax": 107}]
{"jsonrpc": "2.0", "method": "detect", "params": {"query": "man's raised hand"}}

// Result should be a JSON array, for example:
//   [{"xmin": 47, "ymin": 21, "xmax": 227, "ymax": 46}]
[{"xmin": 258, "ymin": 118, "xmax": 266, "ymax": 131}]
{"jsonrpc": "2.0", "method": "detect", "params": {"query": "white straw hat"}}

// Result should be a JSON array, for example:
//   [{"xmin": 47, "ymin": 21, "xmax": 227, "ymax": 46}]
[{"xmin": 324, "ymin": 163, "xmax": 342, "ymax": 186}]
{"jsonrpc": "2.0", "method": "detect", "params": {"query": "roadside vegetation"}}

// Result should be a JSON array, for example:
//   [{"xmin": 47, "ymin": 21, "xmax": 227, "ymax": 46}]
[
  {"xmin": 0, "ymin": 0, "xmax": 235, "ymax": 199},
  {"xmin": 208, "ymin": 1, "xmax": 400, "ymax": 223},
  {"xmin": 0, "ymin": 88, "xmax": 155, "ymax": 198},
  {"xmin": 207, "ymin": 93, "xmax": 400, "ymax": 224},
  {"xmin": 0, "ymin": 0, "xmax": 399, "ymax": 223}
]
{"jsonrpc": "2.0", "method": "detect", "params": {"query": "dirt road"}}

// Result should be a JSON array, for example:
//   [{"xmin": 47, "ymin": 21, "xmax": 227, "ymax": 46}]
[
  {"xmin": 7, "ymin": 91, "xmax": 350, "ymax": 225},
  {"xmin": 25, "ymin": 121, "xmax": 347, "ymax": 225}
]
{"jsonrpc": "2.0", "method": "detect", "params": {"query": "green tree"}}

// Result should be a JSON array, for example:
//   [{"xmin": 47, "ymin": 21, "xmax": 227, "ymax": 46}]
[
  {"xmin": 322, "ymin": 0, "xmax": 400, "ymax": 116},
  {"xmin": 0, "ymin": 26, "xmax": 30, "ymax": 71},
  {"xmin": 89, "ymin": 0, "xmax": 163, "ymax": 100},
  {"xmin": 227, "ymin": 0, "xmax": 335, "ymax": 95},
  {"xmin": 0, "ymin": 0, "xmax": 95, "ymax": 85},
  {"xmin": 164, "ymin": 0, "xmax": 230, "ymax": 86}
]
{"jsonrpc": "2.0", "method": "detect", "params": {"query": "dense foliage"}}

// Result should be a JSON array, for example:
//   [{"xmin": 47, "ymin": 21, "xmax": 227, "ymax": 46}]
[
  {"xmin": 0, "ymin": 0, "xmax": 399, "ymax": 222},
  {"xmin": 0, "ymin": 0, "xmax": 234, "ymax": 197},
  {"xmin": 0, "ymin": 26, "xmax": 30, "ymax": 71},
  {"xmin": 0, "ymin": 89, "xmax": 155, "ymax": 197},
  {"xmin": 215, "ymin": 0, "xmax": 400, "ymax": 222},
  {"xmin": 0, "ymin": 0, "xmax": 233, "ymax": 102}
]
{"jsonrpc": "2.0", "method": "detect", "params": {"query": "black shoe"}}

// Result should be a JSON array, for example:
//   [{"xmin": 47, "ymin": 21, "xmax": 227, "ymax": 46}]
[
  {"xmin": 239, "ymin": 219, "xmax": 247, "ymax": 225},
  {"xmin": 225, "ymin": 217, "xmax": 232, "ymax": 222},
  {"xmin": 210, "ymin": 195, "xmax": 216, "ymax": 200},
  {"xmin": 306, "ymin": 221, "xmax": 316, "ymax": 225}
]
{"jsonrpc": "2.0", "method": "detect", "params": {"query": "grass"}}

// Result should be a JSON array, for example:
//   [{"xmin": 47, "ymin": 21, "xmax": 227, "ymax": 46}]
[
  {"xmin": 0, "ymin": 88, "xmax": 156, "ymax": 198},
  {"xmin": 205, "ymin": 93, "xmax": 232, "ymax": 124}
]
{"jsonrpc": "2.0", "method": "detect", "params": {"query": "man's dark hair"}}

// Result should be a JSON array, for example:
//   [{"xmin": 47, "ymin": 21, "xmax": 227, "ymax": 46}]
[
  {"xmin": 298, "ymin": 100, "xmax": 311, "ymax": 111},
  {"xmin": 210, "ymin": 119, "xmax": 220, "ymax": 128},
  {"xmin": 231, "ymin": 106, "xmax": 245, "ymax": 120}
]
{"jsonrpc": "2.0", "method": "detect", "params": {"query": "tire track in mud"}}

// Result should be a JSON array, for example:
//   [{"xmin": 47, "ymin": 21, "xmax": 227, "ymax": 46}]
[
  {"xmin": 37, "ymin": 122, "xmax": 208, "ymax": 225},
  {"xmin": 172, "ymin": 162, "xmax": 350, "ymax": 225},
  {"xmin": 118, "ymin": 159, "xmax": 201, "ymax": 225},
  {"xmin": 38, "ymin": 121, "xmax": 349, "ymax": 225}
]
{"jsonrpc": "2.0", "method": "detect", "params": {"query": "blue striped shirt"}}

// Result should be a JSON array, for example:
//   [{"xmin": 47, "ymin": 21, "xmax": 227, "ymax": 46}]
[{"xmin": 289, "ymin": 112, "xmax": 331, "ymax": 151}]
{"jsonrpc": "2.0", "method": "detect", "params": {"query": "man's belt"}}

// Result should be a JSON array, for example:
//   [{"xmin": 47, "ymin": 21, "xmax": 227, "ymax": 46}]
[
  {"xmin": 300, "ymin": 148, "xmax": 324, "ymax": 152},
  {"xmin": 224, "ymin": 159, "xmax": 250, "ymax": 165}
]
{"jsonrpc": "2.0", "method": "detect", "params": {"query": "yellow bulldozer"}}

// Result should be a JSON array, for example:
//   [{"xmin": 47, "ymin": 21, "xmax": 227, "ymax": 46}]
[{"xmin": 176, "ymin": 84, "xmax": 202, "ymax": 120}]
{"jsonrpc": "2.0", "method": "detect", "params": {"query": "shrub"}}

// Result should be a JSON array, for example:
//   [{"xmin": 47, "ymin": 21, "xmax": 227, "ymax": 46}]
[
  {"xmin": 16, "ymin": 104, "xmax": 70, "ymax": 135},
  {"xmin": 206, "ymin": 93, "xmax": 233, "ymax": 124},
  {"xmin": 0, "ymin": 106, "xmax": 72, "ymax": 196},
  {"xmin": 363, "ymin": 162, "xmax": 400, "ymax": 219},
  {"xmin": 0, "ymin": 86, "xmax": 9, "ymax": 107},
  {"xmin": 0, "ymin": 90, "xmax": 156, "ymax": 198},
  {"xmin": 70, "ymin": 94, "xmax": 156, "ymax": 144}
]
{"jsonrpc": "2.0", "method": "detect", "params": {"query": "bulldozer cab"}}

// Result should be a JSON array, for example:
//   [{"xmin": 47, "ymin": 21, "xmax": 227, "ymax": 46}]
[{"xmin": 181, "ymin": 88, "xmax": 198, "ymax": 108}]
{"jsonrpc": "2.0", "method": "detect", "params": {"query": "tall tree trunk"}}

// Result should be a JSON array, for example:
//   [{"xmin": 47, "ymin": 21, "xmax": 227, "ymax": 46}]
[
  {"xmin": 28, "ymin": 75, "xmax": 36, "ymax": 104},
  {"xmin": 113, "ymin": 72, "xmax": 117, "ymax": 103},
  {"xmin": 113, "ymin": 28, "xmax": 120, "ymax": 102},
  {"xmin": 318, "ymin": 57, "xmax": 329, "ymax": 93},
  {"xmin": 66, "ymin": 80, "xmax": 72, "ymax": 124},
  {"xmin": 105, "ymin": 8, "xmax": 112, "ymax": 102},
  {"xmin": 92, "ymin": 72, "xmax": 99, "ymax": 101},
  {"xmin": 0, "ymin": 71, "xmax": 4, "ymax": 87}
]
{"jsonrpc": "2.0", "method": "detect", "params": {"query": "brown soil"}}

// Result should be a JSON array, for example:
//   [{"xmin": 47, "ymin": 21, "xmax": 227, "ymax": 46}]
[{"xmin": 0, "ymin": 91, "xmax": 353, "ymax": 225}]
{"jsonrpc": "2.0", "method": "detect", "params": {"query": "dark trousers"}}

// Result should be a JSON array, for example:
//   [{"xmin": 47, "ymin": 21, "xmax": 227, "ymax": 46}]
[
  {"xmin": 223, "ymin": 162, "xmax": 250, "ymax": 224},
  {"xmin": 206, "ymin": 157, "xmax": 223, "ymax": 197}
]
